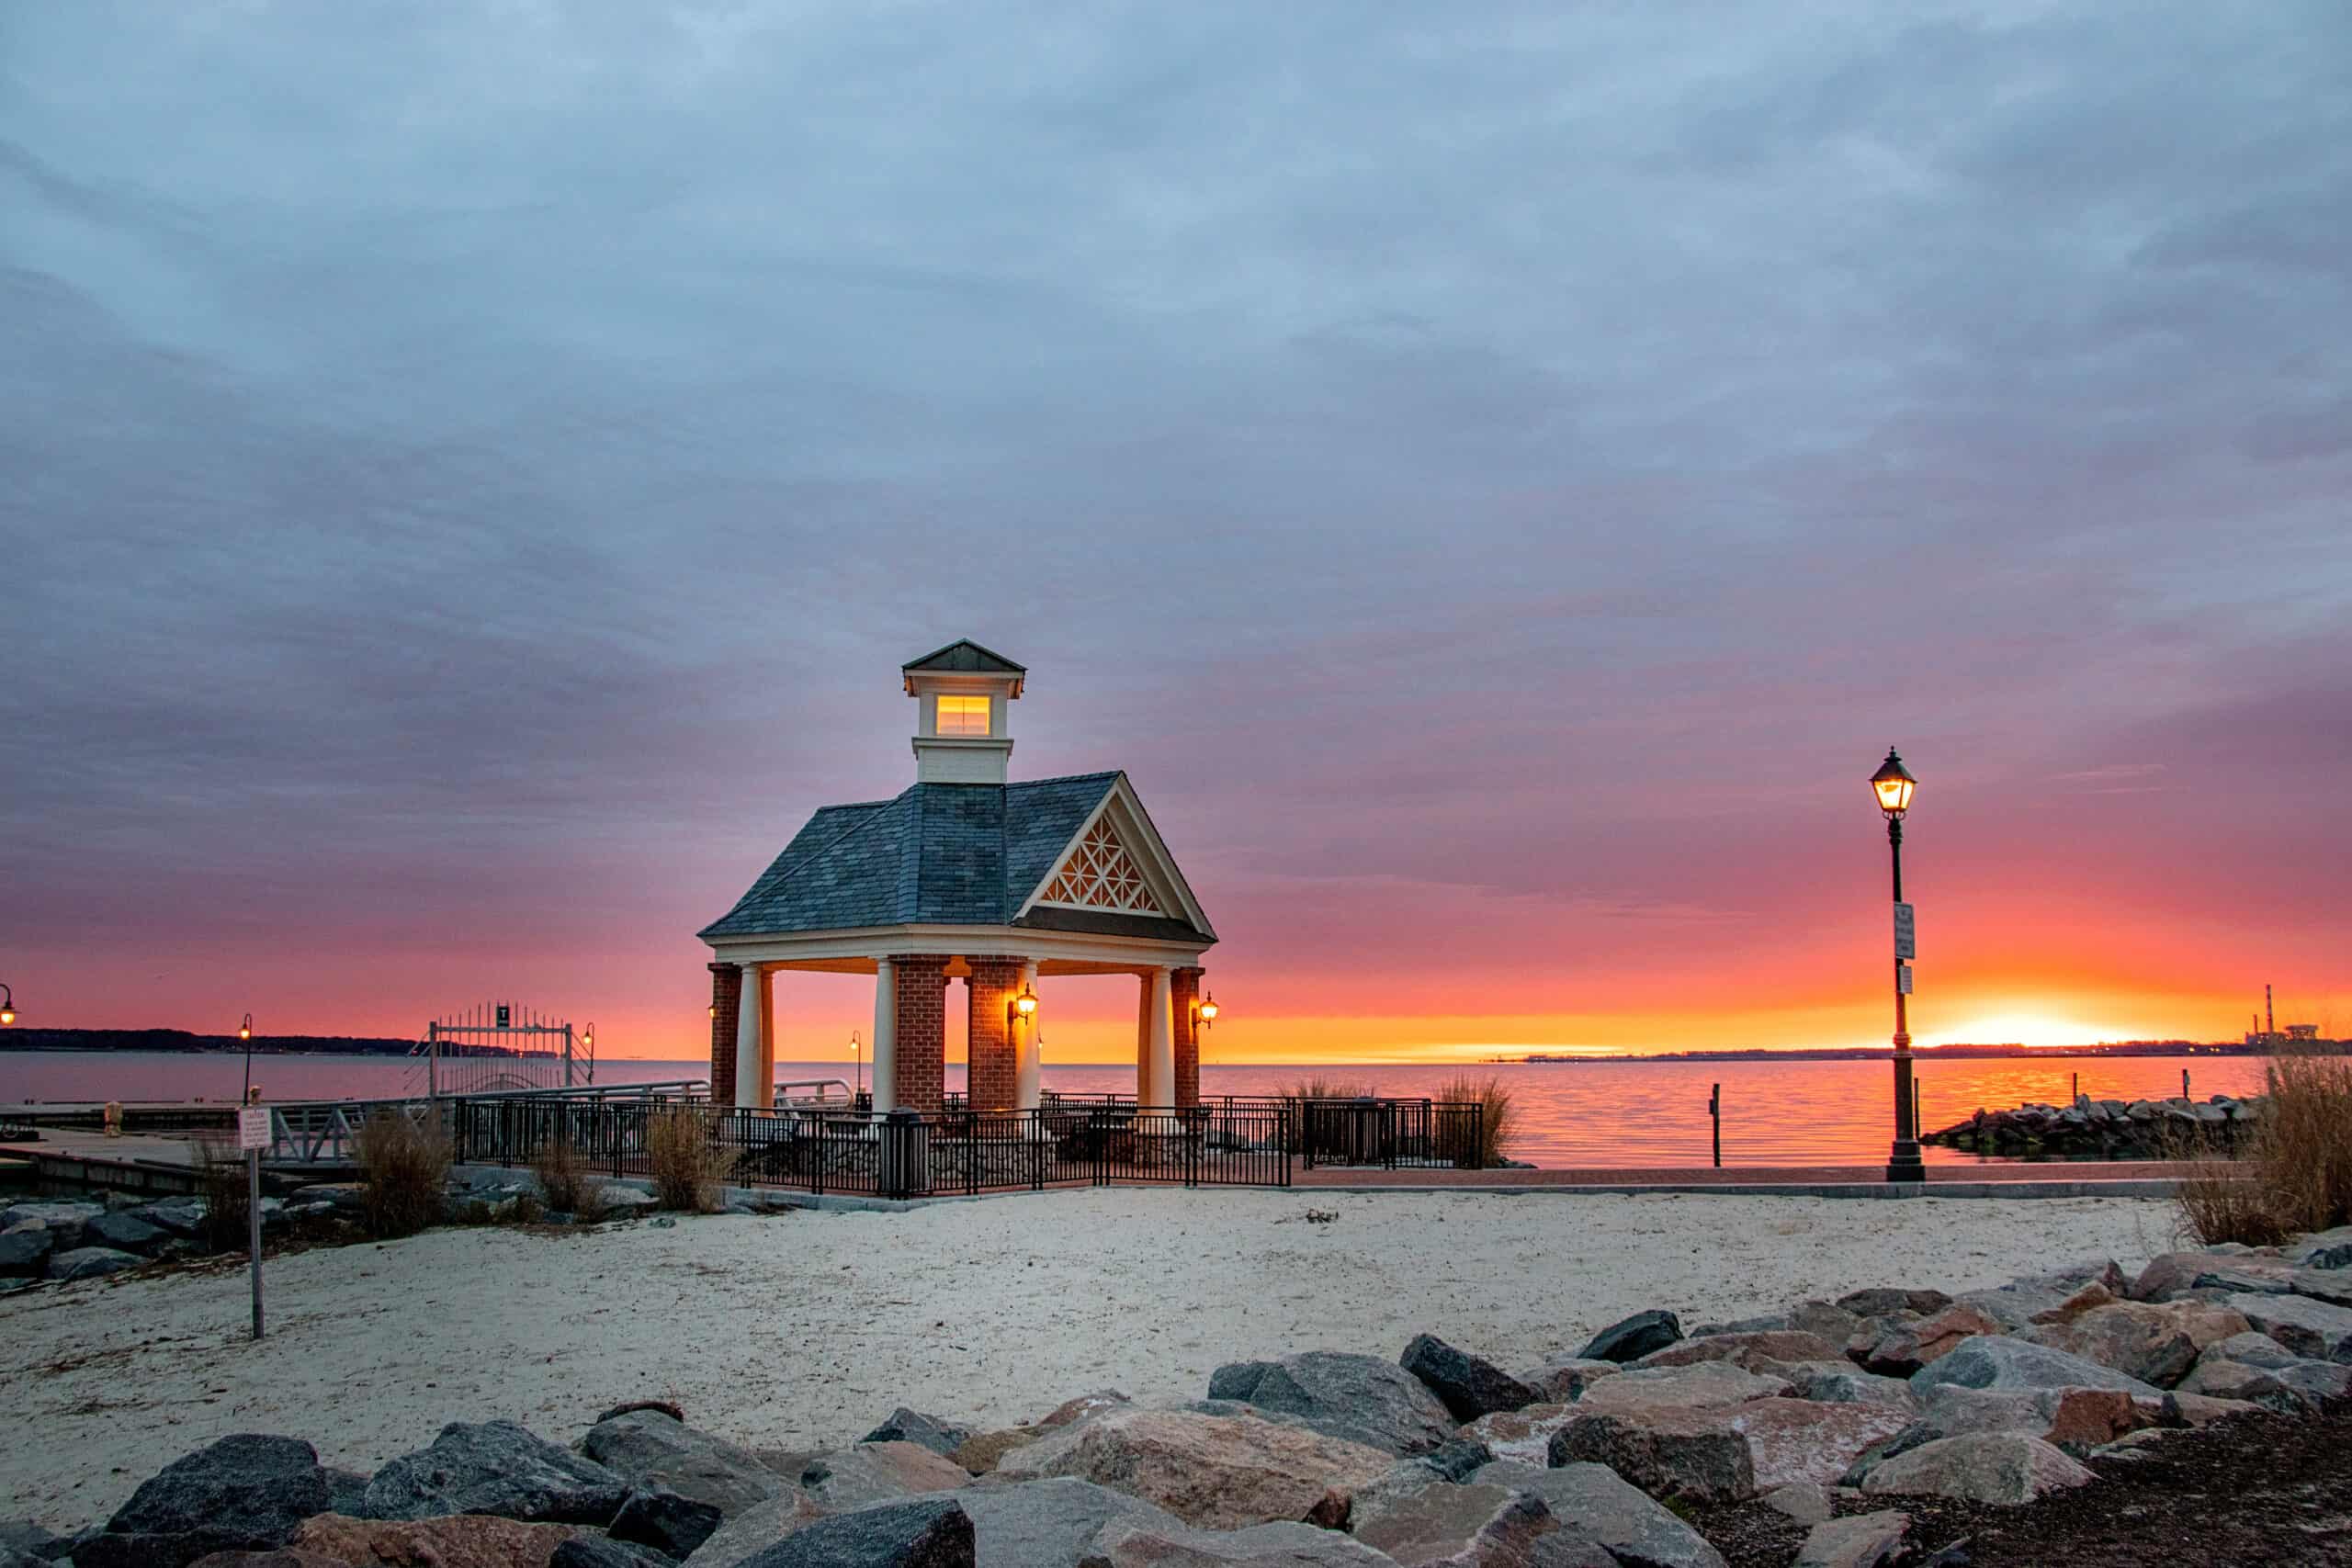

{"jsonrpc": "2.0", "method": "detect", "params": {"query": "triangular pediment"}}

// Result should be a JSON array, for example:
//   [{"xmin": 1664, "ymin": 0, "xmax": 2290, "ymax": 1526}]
[
  {"xmin": 1016, "ymin": 776, "xmax": 1213, "ymax": 938},
  {"xmin": 1038, "ymin": 814, "xmax": 1169, "ymax": 916}
]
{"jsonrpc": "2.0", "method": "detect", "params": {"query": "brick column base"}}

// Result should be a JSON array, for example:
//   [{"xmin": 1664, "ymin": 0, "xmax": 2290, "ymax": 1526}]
[
  {"xmin": 708, "ymin": 963, "xmax": 742, "ymax": 1107},
  {"xmin": 1171, "ymin": 966, "xmax": 1204, "ymax": 1108},
  {"xmin": 966, "ymin": 957, "xmax": 1027, "ymax": 1111},
  {"xmin": 890, "ymin": 954, "xmax": 951, "ymax": 1113}
]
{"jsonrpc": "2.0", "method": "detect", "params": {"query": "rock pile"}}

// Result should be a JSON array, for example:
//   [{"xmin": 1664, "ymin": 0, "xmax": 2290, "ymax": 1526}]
[
  {"xmin": 1924, "ymin": 1092, "xmax": 2261, "ymax": 1158},
  {"xmin": 8, "ymin": 1223, "xmax": 2351, "ymax": 1567}
]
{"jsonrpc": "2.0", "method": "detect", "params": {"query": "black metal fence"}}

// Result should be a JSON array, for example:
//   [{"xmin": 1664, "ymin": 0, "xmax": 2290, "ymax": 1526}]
[
  {"xmin": 1292, "ymin": 1098, "xmax": 1487, "ymax": 1170},
  {"xmin": 447, "ymin": 1098, "xmax": 1295, "ymax": 1198}
]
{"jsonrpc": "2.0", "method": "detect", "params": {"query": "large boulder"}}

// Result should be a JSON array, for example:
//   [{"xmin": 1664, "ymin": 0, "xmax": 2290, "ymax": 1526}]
[
  {"xmin": 1513, "ymin": 1360, "xmax": 1619, "ymax": 1404},
  {"xmin": 1472, "ymin": 1461, "xmax": 1727, "ymax": 1568},
  {"xmin": 0, "ymin": 1226, "xmax": 51, "ymax": 1278},
  {"xmin": 84, "ymin": 1210, "xmax": 168, "ymax": 1255},
  {"xmin": 139, "ymin": 1197, "xmax": 213, "ymax": 1239},
  {"xmin": 1459, "ymin": 1404, "xmax": 1578, "ymax": 1467},
  {"xmin": 2286, "ymin": 1226, "xmax": 2352, "ymax": 1270},
  {"xmin": 1348, "ymin": 1476, "xmax": 1556, "ymax": 1568},
  {"xmin": 1, "ymin": 1201, "xmax": 102, "ymax": 1248},
  {"xmin": 364, "ymin": 1419, "xmax": 634, "ymax": 1524},
  {"xmin": 1546, "ymin": 1407, "xmax": 1756, "ymax": 1504},
  {"xmin": 611, "ymin": 1487, "xmax": 724, "ymax": 1561},
  {"xmin": 1787, "ymin": 1301, "xmax": 1865, "ymax": 1345},
  {"xmin": 578, "ymin": 1408, "xmax": 783, "ymax": 1516},
  {"xmin": 735, "ymin": 1496, "xmax": 975, "ymax": 1568},
  {"xmin": 1859, "ymin": 1434, "xmax": 2096, "ymax": 1505},
  {"xmin": 1080, "ymin": 1519, "xmax": 1396, "ymax": 1566},
  {"xmin": 2230, "ymin": 1292, "xmax": 2352, "ymax": 1362},
  {"xmin": 685, "ymin": 1491, "xmax": 829, "ymax": 1568},
  {"xmin": 1911, "ymin": 1385, "xmax": 2145, "ymax": 1457},
  {"xmin": 2028, "ymin": 1301, "xmax": 2251, "ymax": 1388},
  {"xmin": 1578, "ymin": 1310, "xmax": 1680, "ymax": 1364},
  {"xmin": 1909, "ymin": 1337, "xmax": 2159, "ymax": 1398},
  {"xmin": 2130, "ymin": 1252, "xmax": 2296, "ymax": 1302},
  {"xmin": 1400, "ymin": 1334, "xmax": 1538, "ymax": 1421},
  {"xmin": 800, "ymin": 1443, "xmax": 972, "ymax": 1510},
  {"xmin": 1205, "ymin": 1352, "xmax": 1456, "ymax": 1456},
  {"xmin": 288, "ymin": 1513, "xmax": 578, "ymax": 1568},
  {"xmin": 865, "ymin": 1410, "xmax": 978, "ymax": 1459},
  {"xmin": 46, "ymin": 1246, "xmax": 143, "ymax": 1282},
  {"xmin": 1720, "ymin": 1400, "xmax": 1915, "ymax": 1492},
  {"xmin": 1794, "ymin": 1510, "xmax": 1908, "ymax": 1568},
  {"xmin": 1849, "ymin": 1305, "xmax": 2000, "ymax": 1377},
  {"xmin": 1574, "ymin": 1362, "xmax": 1789, "ymax": 1414},
  {"xmin": 1039, "ymin": 1390, "xmax": 1132, "ymax": 1428},
  {"xmin": 1753, "ymin": 1361, "xmax": 1915, "ymax": 1409},
  {"xmin": 82, "ymin": 1435, "xmax": 330, "ymax": 1568},
  {"xmin": 1958, "ymin": 1260, "xmax": 2129, "ymax": 1332},
  {"xmin": 550, "ymin": 1539, "xmax": 675, "ymax": 1568},
  {"xmin": 992, "ymin": 1407, "xmax": 1392, "ymax": 1531},
  {"xmin": 1836, "ymin": 1289, "xmax": 1949, "ymax": 1319},
  {"xmin": 951, "ymin": 1431, "xmax": 1042, "ymax": 1477},
  {"xmin": 952, "ymin": 1476, "xmax": 1184, "ymax": 1568},
  {"xmin": 2176, "ymin": 1355, "xmax": 2351, "ymax": 1413},
  {"xmin": 1634, "ymin": 1331, "xmax": 1845, "ymax": 1372}
]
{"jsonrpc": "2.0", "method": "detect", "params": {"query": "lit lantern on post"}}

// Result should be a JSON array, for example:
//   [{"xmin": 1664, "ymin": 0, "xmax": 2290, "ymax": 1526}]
[
  {"xmin": 0, "ymin": 983, "xmax": 15, "ymax": 1026},
  {"xmin": 1870, "ymin": 748, "xmax": 1926, "ymax": 1184}
]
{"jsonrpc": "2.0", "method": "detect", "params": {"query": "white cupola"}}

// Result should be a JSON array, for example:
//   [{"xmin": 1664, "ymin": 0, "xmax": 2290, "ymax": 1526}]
[{"xmin": 902, "ymin": 639, "xmax": 1025, "ymax": 784}]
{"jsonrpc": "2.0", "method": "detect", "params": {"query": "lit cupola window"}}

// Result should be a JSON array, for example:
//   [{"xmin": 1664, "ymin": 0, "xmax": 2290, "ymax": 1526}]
[{"xmin": 936, "ymin": 694, "xmax": 991, "ymax": 737}]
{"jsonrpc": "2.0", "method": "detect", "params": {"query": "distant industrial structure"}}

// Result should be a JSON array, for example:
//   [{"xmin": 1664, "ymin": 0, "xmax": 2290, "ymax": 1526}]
[{"xmin": 2245, "ymin": 984, "xmax": 2321, "ymax": 1048}]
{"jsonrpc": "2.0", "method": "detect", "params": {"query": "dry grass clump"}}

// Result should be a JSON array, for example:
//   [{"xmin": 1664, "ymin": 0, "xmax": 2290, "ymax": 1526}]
[
  {"xmin": 353, "ymin": 1110, "xmax": 451, "ymax": 1237},
  {"xmin": 530, "ymin": 1133, "xmax": 607, "ymax": 1220},
  {"xmin": 1280, "ymin": 1074, "xmax": 1381, "ymax": 1101},
  {"xmin": 1434, "ymin": 1072, "xmax": 1521, "ymax": 1169},
  {"xmin": 193, "ymin": 1134, "xmax": 252, "ymax": 1254},
  {"xmin": 2173, "ymin": 1049, "xmax": 2352, "ymax": 1247},
  {"xmin": 647, "ymin": 1106, "xmax": 737, "ymax": 1213}
]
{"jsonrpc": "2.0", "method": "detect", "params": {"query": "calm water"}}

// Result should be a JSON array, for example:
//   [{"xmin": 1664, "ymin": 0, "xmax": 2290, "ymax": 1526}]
[{"xmin": 2, "ymin": 1050, "xmax": 2266, "ymax": 1168}]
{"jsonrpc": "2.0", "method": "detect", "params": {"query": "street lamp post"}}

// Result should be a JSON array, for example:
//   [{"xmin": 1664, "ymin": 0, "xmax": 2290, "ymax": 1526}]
[
  {"xmin": 851, "ymin": 1030, "xmax": 863, "ymax": 1104},
  {"xmin": 1871, "ymin": 748, "xmax": 1926, "ymax": 1184},
  {"xmin": 239, "ymin": 1013, "xmax": 255, "ymax": 1105}
]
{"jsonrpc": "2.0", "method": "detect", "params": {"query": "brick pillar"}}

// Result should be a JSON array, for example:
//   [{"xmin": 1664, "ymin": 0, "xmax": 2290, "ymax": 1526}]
[
  {"xmin": 1171, "ymin": 966, "xmax": 1204, "ymax": 1108},
  {"xmin": 890, "ymin": 954, "xmax": 951, "ymax": 1113},
  {"xmin": 966, "ymin": 957, "xmax": 1027, "ymax": 1111},
  {"xmin": 708, "ymin": 963, "xmax": 741, "ymax": 1107}
]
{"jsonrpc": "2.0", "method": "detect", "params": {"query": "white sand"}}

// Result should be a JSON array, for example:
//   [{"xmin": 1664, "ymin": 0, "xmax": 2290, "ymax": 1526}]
[{"xmin": 0, "ymin": 1189, "xmax": 2184, "ymax": 1528}]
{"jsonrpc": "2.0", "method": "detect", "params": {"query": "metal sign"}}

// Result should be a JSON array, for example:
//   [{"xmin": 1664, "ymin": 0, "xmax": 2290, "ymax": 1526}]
[
  {"xmin": 1894, "ymin": 902, "xmax": 1917, "ymax": 960},
  {"xmin": 496, "ymin": 1003, "xmax": 511, "ymax": 1028},
  {"xmin": 1897, "ymin": 964, "xmax": 1915, "ymax": 996},
  {"xmin": 237, "ymin": 1106, "xmax": 272, "ymax": 1152}
]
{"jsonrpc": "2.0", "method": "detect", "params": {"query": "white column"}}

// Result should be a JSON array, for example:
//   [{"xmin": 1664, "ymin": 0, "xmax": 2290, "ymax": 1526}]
[
  {"xmin": 871, "ymin": 958, "xmax": 897, "ymax": 1114},
  {"xmin": 1014, "ymin": 960, "xmax": 1041, "ymax": 1111},
  {"xmin": 1148, "ymin": 966, "xmax": 1175, "ymax": 1109},
  {"xmin": 736, "ymin": 964, "xmax": 768, "ymax": 1110}
]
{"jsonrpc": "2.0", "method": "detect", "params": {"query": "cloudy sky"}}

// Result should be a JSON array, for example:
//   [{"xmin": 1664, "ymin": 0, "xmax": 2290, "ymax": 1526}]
[{"xmin": 4, "ymin": 1, "xmax": 2346, "ymax": 1062}]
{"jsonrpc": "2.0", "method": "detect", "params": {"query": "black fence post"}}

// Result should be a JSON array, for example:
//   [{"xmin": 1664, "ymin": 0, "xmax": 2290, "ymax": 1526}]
[
  {"xmin": 879, "ymin": 1108, "xmax": 918, "ymax": 1201},
  {"xmin": 1710, "ymin": 1084, "xmax": 1722, "ymax": 1168}
]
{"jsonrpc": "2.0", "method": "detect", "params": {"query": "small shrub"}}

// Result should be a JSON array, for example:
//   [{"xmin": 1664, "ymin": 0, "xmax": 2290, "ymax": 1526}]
[
  {"xmin": 647, "ymin": 1106, "xmax": 737, "ymax": 1213},
  {"xmin": 513, "ymin": 1191, "xmax": 547, "ymax": 1225},
  {"xmin": 2166, "ymin": 1128, "xmax": 2287, "ymax": 1247},
  {"xmin": 530, "ymin": 1134, "xmax": 606, "ymax": 1220},
  {"xmin": 353, "ymin": 1110, "xmax": 451, "ymax": 1238},
  {"xmin": 1279, "ymin": 1074, "xmax": 1380, "ymax": 1102},
  {"xmin": 2255, "ymin": 1049, "xmax": 2352, "ymax": 1234},
  {"xmin": 193, "ymin": 1135, "xmax": 252, "ymax": 1254},
  {"xmin": 1434, "ymin": 1072, "xmax": 1521, "ymax": 1169}
]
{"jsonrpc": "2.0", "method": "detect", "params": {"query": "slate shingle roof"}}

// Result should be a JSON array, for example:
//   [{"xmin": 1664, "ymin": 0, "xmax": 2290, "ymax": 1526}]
[
  {"xmin": 697, "ymin": 772, "xmax": 1211, "ymax": 943},
  {"xmin": 901, "ymin": 639, "xmax": 1025, "ymax": 675}
]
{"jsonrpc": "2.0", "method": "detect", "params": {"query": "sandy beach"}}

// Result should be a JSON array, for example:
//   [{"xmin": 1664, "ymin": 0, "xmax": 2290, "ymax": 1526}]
[{"xmin": 0, "ymin": 1188, "xmax": 2185, "ymax": 1529}]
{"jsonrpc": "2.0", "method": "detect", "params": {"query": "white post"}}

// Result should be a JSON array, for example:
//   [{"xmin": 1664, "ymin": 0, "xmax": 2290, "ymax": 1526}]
[
  {"xmin": 736, "ymin": 964, "xmax": 767, "ymax": 1110},
  {"xmin": 1148, "ymin": 966, "xmax": 1175, "ymax": 1109},
  {"xmin": 1014, "ymin": 960, "xmax": 1041, "ymax": 1111},
  {"xmin": 871, "ymin": 957, "xmax": 897, "ymax": 1116}
]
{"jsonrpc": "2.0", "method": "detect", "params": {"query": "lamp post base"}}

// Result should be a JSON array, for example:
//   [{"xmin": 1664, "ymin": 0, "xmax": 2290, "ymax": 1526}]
[{"xmin": 1885, "ymin": 1142, "xmax": 1927, "ymax": 1184}]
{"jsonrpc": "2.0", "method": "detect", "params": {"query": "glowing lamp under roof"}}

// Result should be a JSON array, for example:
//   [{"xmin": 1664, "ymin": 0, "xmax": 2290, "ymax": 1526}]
[{"xmin": 1871, "ymin": 748, "xmax": 1917, "ymax": 818}]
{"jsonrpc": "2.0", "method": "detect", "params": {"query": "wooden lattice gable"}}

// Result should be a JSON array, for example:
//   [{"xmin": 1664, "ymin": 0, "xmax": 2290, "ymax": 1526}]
[
  {"xmin": 1040, "ymin": 816, "xmax": 1168, "ymax": 914},
  {"xmin": 1015, "ymin": 775, "xmax": 1212, "ymax": 936}
]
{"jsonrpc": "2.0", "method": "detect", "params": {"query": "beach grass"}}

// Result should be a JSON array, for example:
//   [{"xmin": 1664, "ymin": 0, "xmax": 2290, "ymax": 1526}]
[{"xmin": 353, "ymin": 1111, "xmax": 451, "ymax": 1237}]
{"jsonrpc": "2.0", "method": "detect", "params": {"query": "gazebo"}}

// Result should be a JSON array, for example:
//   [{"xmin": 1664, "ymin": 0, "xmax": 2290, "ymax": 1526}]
[{"xmin": 697, "ymin": 641, "xmax": 1218, "ymax": 1114}]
